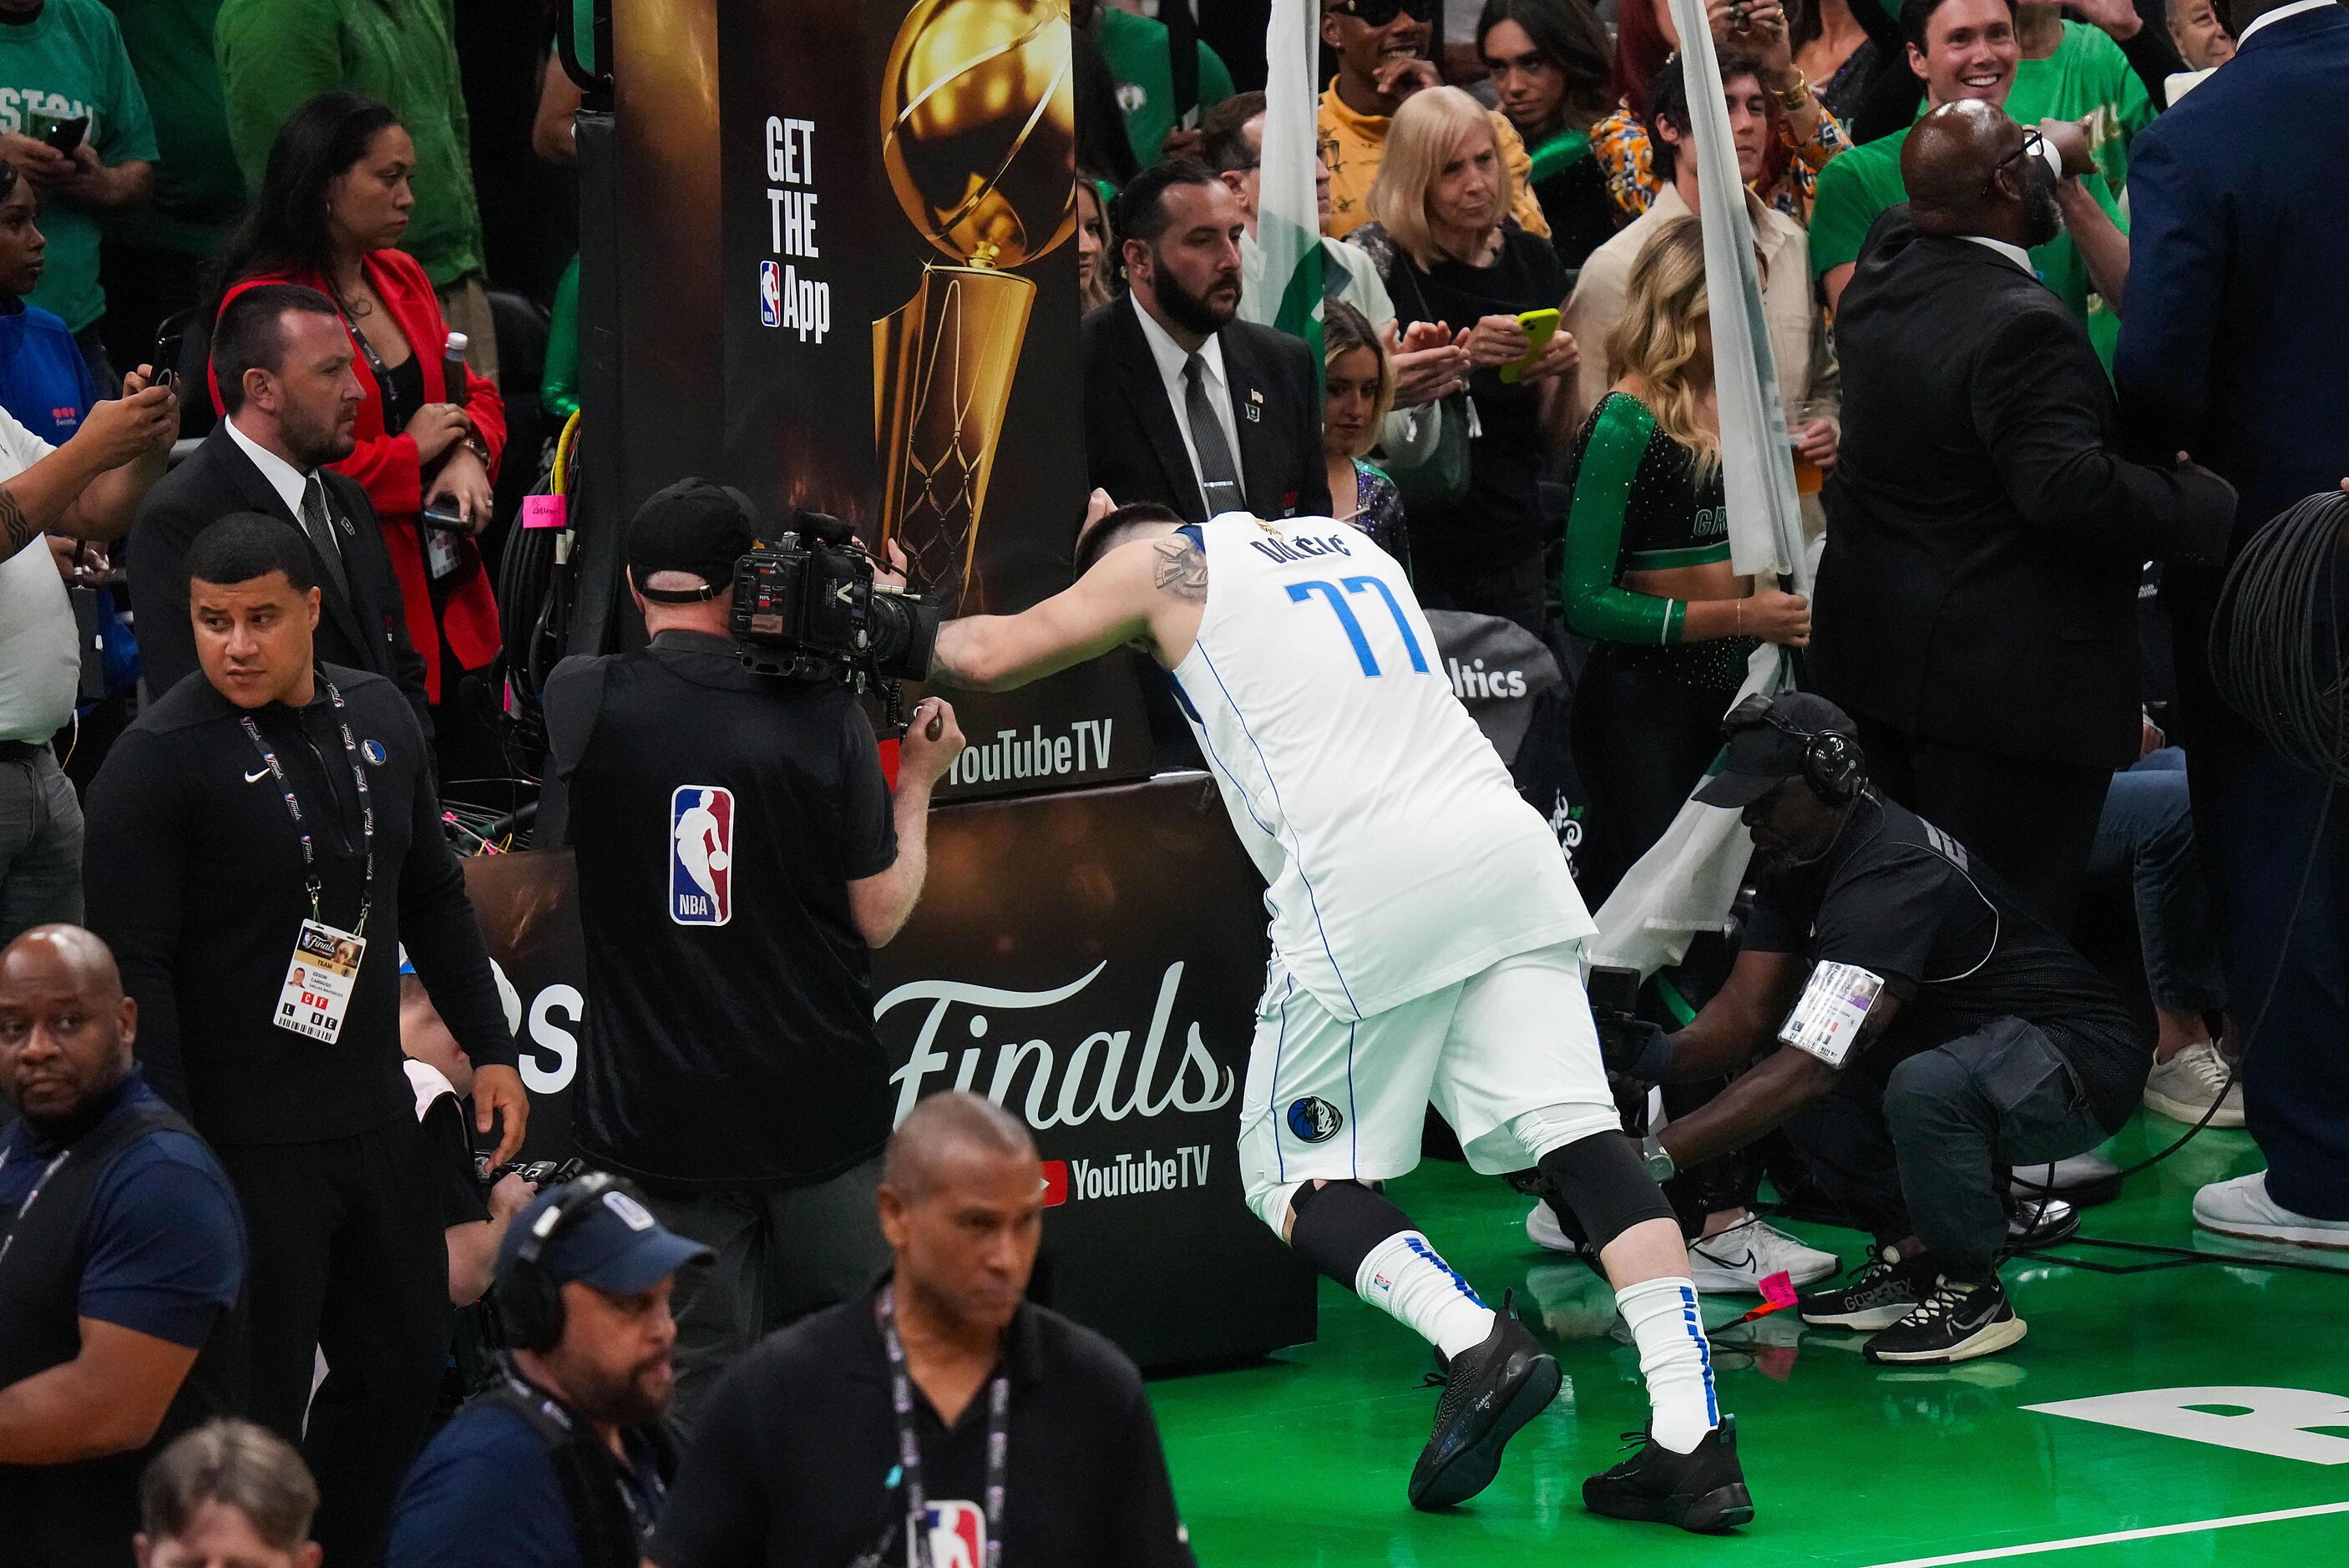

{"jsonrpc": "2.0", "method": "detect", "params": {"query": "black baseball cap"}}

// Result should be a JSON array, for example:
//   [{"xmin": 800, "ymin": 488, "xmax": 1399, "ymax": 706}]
[
  {"xmin": 1693, "ymin": 690, "xmax": 1860, "ymax": 809},
  {"xmin": 494, "ymin": 1178, "xmax": 711, "ymax": 1295},
  {"xmin": 627, "ymin": 478, "xmax": 762, "ymax": 600}
]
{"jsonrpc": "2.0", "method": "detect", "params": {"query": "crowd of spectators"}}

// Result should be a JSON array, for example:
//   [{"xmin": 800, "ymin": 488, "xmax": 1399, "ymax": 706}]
[
  {"xmin": 1076, "ymin": 0, "xmax": 2345, "ymax": 1284},
  {"xmin": 1, "ymin": 0, "xmax": 2346, "ymax": 1564}
]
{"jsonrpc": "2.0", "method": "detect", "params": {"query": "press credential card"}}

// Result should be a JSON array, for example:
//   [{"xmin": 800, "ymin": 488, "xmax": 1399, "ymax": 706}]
[
  {"xmin": 276, "ymin": 920, "xmax": 367, "ymax": 1043},
  {"xmin": 1778, "ymin": 961, "xmax": 1883, "ymax": 1068}
]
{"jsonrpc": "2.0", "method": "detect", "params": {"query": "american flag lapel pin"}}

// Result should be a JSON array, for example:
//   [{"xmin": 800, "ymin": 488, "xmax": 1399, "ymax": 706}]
[{"xmin": 1246, "ymin": 387, "xmax": 1263, "ymax": 422}]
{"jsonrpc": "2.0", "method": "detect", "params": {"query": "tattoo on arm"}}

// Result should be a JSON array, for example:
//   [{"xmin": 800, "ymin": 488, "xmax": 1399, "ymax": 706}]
[
  {"xmin": 1152, "ymin": 535, "xmax": 1209, "ymax": 602},
  {"xmin": 0, "ymin": 488, "xmax": 36, "ymax": 560}
]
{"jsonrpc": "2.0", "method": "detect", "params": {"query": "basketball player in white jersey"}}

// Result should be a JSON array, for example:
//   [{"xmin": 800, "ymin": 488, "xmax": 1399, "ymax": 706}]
[{"xmin": 924, "ymin": 502, "xmax": 1754, "ymax": 1530}]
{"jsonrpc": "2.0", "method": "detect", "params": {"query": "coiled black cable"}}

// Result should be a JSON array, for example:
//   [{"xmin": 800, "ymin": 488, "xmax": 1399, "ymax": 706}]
[{"xmin": 2022, "ymin": 489, "xmax": 2349, "ymax": 1196}]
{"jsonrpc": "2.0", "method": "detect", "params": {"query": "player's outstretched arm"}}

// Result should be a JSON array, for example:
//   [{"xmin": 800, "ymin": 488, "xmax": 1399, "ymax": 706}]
[{"xmin": 928, "ymin": 537, "xmax": 1181, "ymax": 692}]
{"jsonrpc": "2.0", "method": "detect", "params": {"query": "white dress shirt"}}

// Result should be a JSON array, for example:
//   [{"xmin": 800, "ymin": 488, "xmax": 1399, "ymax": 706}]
[
  {"xmin": 2236, "ymin": 0, "xmax": 2334, "ymax": 44},
  {"xmin": 1131, "ymin": 292, "xmax": 1247, "ymax": 504},
  {"xmin": 224, "ymin": 416, "xmax": 322, "ymax": 519},
  {"xmin": 1959, "ymin": 235, "xmax": 2037, "ymax": 274}
]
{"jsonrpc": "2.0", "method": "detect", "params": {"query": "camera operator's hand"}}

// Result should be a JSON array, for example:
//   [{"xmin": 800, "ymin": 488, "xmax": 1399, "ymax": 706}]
[
  {"xmin": 875, "ymin": 538, "xmax": 911, "ymax": 592},
  {"xmin": 1597, "ymin": 1012, "xmax": 1673, "ymax": 1083},
  {"xmin": 900, "ymin": 696, "xmax": 966, "ymax": 788},
  {"xmin": 488, "ymin": 1171, "xmax": 539, "ymax": 1221},
  {"xmin": 473, "ymin": 1063, "xmax": 531, "ymax": 1165}
]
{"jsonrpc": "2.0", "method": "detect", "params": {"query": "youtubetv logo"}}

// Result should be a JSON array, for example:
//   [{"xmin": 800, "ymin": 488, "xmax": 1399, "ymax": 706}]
[
  {"xmin": 879, "ymin": 963, "xmax": 1237, "ymax": 1130},
  {"xmin": 944, "ymin": 719, "xmax": 1115, "ymax": 787}
]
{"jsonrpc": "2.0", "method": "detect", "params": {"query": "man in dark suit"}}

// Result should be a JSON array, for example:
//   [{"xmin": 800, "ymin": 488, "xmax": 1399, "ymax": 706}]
[
  {"xmin": 1083, "ymin": 159, "xmax": 1329, "ymax": 525},
  {"xmin": 1812, "ymin": 101, "xmax": 2233, "ymax": 934},
  {"xmin": 129, "ymin": 282, "xmax": 429, "ymax": 736},
  {"xmin": 2117, "ymin": 0, "xmax": 2349, "ymax": 1248}
]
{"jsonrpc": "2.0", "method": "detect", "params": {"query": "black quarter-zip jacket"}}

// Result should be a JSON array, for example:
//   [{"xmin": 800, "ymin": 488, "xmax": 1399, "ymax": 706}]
[{"xmin": 84, "ymin": 664, "xmax": 516, "ymax": 1146}]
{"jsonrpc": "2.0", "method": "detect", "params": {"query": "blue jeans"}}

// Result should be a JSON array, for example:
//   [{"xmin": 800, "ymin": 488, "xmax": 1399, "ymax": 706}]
[{"xmin": 2088, "ymin": 748, "xmax": 2228, "ymax": 1016}]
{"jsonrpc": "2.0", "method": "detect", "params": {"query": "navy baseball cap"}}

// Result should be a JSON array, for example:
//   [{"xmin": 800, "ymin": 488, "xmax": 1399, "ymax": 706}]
[
  {"xmin": 495, "ymin": 1177, "xmax": 711, "ymax": 1294},
  {"xmin": 1694, "ymin": 690, "xmax": 1860, "ymax": 809}
]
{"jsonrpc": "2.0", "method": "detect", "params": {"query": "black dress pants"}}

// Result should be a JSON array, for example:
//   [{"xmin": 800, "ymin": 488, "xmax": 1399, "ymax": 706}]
[
  {"xmin": 1852, "ymin": 716, "xmax": 2110, "ymax": 937},
  {"xmin": 215, "ymin": 1115, "xmax": 452, "ymax": 1568}
]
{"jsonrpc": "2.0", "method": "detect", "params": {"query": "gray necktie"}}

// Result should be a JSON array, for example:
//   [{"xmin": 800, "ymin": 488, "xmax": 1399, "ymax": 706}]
[
  {"xmin": 1181, "ymin": 353, "xmax": 1244, "ymax": 515},
  {"xmin": 299, "ymin": 474, "xmax": 349, "ymax": 599}
]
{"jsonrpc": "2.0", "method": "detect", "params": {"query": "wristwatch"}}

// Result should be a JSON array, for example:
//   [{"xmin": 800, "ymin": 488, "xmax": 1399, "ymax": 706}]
[
  {"xmin": 463, "ymin": 435, "xmax": 492, "ymax": 465},
  {"xmin": 1774, "ymin": 70, "xmax": 1812, "ymax": 113},
  {"xmin": 1642, "ymin": 1132, "xmax": 1678, "ymax": 1184}
]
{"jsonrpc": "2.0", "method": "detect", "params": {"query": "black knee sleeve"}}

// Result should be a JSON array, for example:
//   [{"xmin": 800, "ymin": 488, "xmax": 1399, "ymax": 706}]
[
  {"xmin": 1538, "ymin": 1130, "xmax": 1678, "ymax": 1253},
  {"xmin": 1288, "ymin": 1180, "xmax": 1415, "ymax": 1287}
]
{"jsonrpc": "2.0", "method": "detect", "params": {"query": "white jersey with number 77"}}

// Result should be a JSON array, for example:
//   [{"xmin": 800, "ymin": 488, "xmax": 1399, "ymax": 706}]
[{"xmin": 1166, "ymin": 513, "xmax": 1596, "ymax": 1021}]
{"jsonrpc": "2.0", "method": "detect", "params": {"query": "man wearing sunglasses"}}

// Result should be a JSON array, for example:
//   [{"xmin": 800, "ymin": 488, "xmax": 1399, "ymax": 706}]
[
  {"xmin": 1317, "ymin": 0, "xmax": 1552, "ymax": 240},
  {"xmin": 1809, "ymin": 99, "xmax": 2234, "ymax": 940},
  {"xmin": 1810, "ymin": 0, "xmax": 2129, "ymax": 347}
]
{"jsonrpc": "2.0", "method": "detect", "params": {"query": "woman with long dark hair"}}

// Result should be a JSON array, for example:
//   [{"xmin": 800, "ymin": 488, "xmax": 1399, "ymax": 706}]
[
  {"xmin": 1475, "ymin": 0, "xmax": 1617, "ymax": 270},
  {"xmin": 208, "ymin": 92, "xmax": 506, "ymax": 776}
]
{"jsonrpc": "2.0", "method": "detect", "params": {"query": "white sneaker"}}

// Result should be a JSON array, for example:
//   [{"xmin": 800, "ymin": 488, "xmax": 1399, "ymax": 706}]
[
  {"xmin": 1526, "ymin": 1200, "xmax": 1577, "ymax": 1253},
  {"xmin": 1688, "ymin": 1216, "xmax": 1840, "ymax": 1293},
  {"xmin": 2144, "ymin": 1040, "xmax": 2245, "ymax": 1128},
  {"xmin": 2194, "ymin": 1172, "xmax": 2349, "ymax": 1249}
]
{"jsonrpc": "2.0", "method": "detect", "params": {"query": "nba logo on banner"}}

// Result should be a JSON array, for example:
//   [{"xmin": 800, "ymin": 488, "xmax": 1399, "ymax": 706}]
[
  {"xmin": 757, "ymin": 260, "xmax": 782, "ymax": 328},
  {"xmin": 921, "ymin": 1501, "xmax": 985, "ymax": 1568},
  {"xmin": 670, "ymin": 787, "xmax": 734, "ymax": 926}
]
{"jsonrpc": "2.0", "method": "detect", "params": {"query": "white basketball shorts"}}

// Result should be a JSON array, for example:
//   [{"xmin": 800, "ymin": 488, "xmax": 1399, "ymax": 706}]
[{"xmin": 1236, "ymin": 939, "xmax": 1621, "ymax": 1214}]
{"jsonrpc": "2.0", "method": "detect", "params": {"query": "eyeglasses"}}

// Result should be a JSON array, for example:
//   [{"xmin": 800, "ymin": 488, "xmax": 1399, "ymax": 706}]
[
  {"xmin": 1987, "ymin": 126, "xmax": 2045, "ymax": 195},
  {"xmin": 1333, "ymin": 0, "xmax": 1437, "ymax": 27}
]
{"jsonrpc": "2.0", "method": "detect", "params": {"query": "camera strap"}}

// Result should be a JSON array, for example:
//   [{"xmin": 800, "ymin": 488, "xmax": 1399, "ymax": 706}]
[{"xmin": 879, "ymin": 1282, "xmax": 1010, "ymax": 1568}]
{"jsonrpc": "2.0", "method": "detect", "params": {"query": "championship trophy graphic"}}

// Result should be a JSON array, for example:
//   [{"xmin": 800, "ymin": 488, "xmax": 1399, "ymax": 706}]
[{"xmin": 875, "ymin": 0, "xmax": 1076, "ymax": 611}]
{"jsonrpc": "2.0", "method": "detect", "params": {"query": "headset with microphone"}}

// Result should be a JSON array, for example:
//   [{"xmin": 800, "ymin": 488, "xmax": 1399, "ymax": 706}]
[{"xmin": 1722, "ymin": 692, "xmax": 1864, "ymax": 804}]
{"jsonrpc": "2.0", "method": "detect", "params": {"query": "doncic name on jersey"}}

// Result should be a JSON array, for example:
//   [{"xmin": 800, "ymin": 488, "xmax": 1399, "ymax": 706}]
[{"xmin": 670, "ymin": 786, "xmax": 735, "ymax": 926}]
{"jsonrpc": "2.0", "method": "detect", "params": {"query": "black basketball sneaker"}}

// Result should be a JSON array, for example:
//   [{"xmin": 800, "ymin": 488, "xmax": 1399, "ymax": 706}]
[
  {"xmin": 1582, "ymin": 1415, "xmax": 1755, "ymax": 1532},
  {"xmin": 1408, "ymin": 1289, "xmax": 1561, "ymax": 1510},
  {"xmin": 1864, "ymin": 1276, "xmax": 2028, "ymax": 1364},
  {"xmin": 1799, "ymin": 1246, "xmax": 1932, "ymax": 1332}
]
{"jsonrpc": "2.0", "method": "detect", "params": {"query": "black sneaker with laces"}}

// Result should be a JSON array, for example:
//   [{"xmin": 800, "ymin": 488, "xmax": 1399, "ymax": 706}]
[
  {"xmin": 1798, "ymin": 1246, "xmax": 1930, "ymax": 1332},
  {"xmin": 1582, "ymin": 1415, "xmax": 1754, "ymax": 1532},
  {"xmin": 1864, "ymin": 1275, "xmax": 2028, "ymax": 1364},
  {"xmin": 1407, "ymin": 1288, "xmax": 1561, "ymax": 1510}
]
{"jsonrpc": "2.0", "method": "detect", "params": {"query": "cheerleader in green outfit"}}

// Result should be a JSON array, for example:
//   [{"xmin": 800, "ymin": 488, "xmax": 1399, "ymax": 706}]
[{"xmin": 1562, "ymin": 219, "xmax": 1811, "ymax": 903}]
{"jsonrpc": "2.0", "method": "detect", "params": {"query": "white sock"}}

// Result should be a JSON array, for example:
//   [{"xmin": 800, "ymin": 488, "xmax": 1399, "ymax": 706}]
[
  {"xmin": 1355, "ymin": 1231, "xmax": 1497, "ymax": 1361},
  {"xmin": 1615, "ymin": 1276, "xmax": 1719, "ymax": 1454}
]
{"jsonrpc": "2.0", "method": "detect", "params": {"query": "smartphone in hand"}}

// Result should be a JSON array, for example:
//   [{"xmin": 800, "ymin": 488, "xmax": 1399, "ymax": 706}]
[{"xmin": 1500, "ymin": 308, "xmax": 1560, "ymax": 385}]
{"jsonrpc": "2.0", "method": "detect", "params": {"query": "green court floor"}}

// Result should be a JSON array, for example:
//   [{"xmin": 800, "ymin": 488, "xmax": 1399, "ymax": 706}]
[{"xmin": 1148, "ymin": 1115, "xmax": 2349, "ymax": 1566}]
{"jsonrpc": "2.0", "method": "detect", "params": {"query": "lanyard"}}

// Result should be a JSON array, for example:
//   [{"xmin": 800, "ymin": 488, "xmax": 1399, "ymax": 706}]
[
  {"xmin": 240, "ymin": 678, "xmax": 376, "ymax": 935},
  {"xmin": 879, "ymin": 1284, "xmax": 1010, "ymax": 1568},
  {"xmin": 337, "ymin": 297, "xmax": 415, "ymax": 434}
]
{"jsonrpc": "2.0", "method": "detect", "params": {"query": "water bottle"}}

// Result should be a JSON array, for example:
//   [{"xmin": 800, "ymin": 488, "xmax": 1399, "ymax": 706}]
[{"xmin": 443, "ymin": 331, "xmax": 469, "ymax": 406}]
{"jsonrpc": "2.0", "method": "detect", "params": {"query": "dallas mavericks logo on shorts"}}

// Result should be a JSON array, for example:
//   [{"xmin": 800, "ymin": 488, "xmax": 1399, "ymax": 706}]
[
  {"xmin": 670, "ymin": 786, "xmax": 735, "ymax": 926},
  {"xmin": 758, "ymin": 260, "xmax": 782, "ymax": 327},
  {"xmin": 1288, "ymin": 1096, "xmax": 1344, "ymax": 1143},
  {"xmin": 920, "ymin": 1501, "xmax": 985, "ymax": 1568}
]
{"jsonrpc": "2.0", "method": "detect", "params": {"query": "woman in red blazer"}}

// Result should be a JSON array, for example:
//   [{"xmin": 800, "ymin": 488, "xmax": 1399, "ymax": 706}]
[{"xmin": 209, "ymin": 92, "xmax": 504, "ymax": 766}]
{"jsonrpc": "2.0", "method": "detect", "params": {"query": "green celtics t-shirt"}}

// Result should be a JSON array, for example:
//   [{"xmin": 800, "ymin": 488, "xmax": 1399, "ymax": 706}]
[
  {"xmin": 101, "ymin": 0, "xmax": 244, "ymax": 258},
  {"xmin": 2007, "ymin": 21, "xmax": 2154, "ymax": 205},
  {"xmin": 1809, "ymin": 124, "xmax": 2128, "ymax": 366},
  {"xmin": 0, "ymin": 0, "xmax": 158, "ymax": 331},
  {"xmin": 1097, "ymin": 8, "xmax": 1235, "ymax": 169}
]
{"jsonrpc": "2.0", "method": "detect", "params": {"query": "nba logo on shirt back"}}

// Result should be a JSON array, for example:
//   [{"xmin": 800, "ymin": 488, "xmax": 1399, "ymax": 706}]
[
  {"xmin": 920, "ymin": 1501, "xmax": 985, "ymax": 1568},
  {"xmin": 670, "ymin": 787, "xmax": 735, "ymax": 926},
  {"xmin": 758, "ymin": 260, "xmax": 782, "ymax": 327}
]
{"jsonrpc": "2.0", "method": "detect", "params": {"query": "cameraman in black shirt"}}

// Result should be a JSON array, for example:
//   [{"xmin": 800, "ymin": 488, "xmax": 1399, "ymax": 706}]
[
  {"xmin": 541, "ymin": 479, "xmax": 964, "ymax": 1431},
  {"xmin": 1599, "ymin": 694, "xmax": 2146, "ymax": 1369}
]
